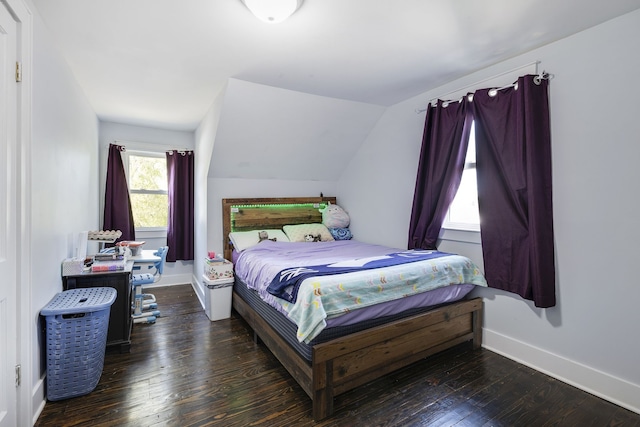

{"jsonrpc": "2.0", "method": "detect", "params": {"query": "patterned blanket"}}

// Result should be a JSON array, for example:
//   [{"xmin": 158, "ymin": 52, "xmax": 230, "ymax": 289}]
[{"xmin": 267, "ymin": 250, "xmax": 450, "ymax": 303}]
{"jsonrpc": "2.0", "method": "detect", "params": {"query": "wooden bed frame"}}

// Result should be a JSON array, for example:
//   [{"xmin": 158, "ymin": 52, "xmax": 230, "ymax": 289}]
[{"xmin": 222, "ymin": 197, "xmax": 483, "ymax": 420}]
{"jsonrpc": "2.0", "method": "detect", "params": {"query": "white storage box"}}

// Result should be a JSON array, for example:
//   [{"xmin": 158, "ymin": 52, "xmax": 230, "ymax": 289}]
[
  {"xmin": 204, "ymin": 258, "xmax": 234, "ymax": 281},
  {"xmin": 203, "ymin": 275, "xmax": 234, "ymax": 321},
  {"xmin": 61, "ymin": 258, "xmax": 85, "ymax": 276}
]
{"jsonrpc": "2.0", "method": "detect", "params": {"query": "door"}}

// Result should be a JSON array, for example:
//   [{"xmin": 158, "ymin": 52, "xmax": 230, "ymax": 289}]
[{"xmin": 0, "ymin": 2, "xmax": 18, "ymax": 426}]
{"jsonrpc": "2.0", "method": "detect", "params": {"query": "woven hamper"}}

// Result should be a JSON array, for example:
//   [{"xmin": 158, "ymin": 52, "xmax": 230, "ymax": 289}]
[{"xmin": 40, "ymin": 287, "xmax": 117, "ymax": 401}]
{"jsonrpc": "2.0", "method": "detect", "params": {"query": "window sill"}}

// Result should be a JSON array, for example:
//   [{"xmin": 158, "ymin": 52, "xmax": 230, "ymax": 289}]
[
  {"xmin": 135, "ymin": 228, "xmax": 167, "ymax": 239},
  {"xmin": 439, "ymin": 227, "xmax": 481, "ymax": 245}
]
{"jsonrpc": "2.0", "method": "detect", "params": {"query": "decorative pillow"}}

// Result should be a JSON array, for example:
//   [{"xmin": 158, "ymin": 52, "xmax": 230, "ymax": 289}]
[
  {"xmin": 229, "ymin": 229, "xmax": 289, "ymax": 252},
  {"xmin": 329, "ymin": 227, "xmax": 352, "ymax": 241},
  {"xmin": 283, "ymin": 223, "xmax": 335, "ymax": 242}
]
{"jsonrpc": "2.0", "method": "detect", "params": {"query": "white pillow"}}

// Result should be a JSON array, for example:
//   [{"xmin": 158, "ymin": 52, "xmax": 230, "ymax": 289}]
[
  {"xmin": 283, "ymin": 223, "xmax": 335, "ymax": 242},
  {"xmin": 229, "ymin": 229, "xmax": 290, "ymax": 252}
]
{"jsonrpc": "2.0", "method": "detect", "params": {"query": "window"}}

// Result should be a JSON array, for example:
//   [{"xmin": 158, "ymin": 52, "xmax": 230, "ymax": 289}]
[
  {"xmin": 125, "ymin": 151, "xmax": 168, "ymax": 230},
  {"xmin": 443, "ymin": 123, "xmax": 480, "ymax": 231}
]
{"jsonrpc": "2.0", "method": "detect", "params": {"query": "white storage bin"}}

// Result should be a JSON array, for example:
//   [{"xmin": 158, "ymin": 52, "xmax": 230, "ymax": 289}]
[
  {"xmin": 204, "ymin": 258, "xmax": 233, "ymax": 281},
  {"xmin": 203, "ymin": 275, "xmax": 234, "ymax": 321}
]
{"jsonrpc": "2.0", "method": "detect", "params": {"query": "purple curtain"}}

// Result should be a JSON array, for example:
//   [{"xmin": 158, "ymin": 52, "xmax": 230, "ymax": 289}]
[
  {"xmin": 472, "ymin": 75, "xmax": 556, "ymax": 307},
  {"xmin": 103, "ymin": 144, "xmax": 135, "ymax": 242},
  {"xmin": 166, "ymin": 150, "xmax": 194, "ymax": 262},
  {"xmin": 408, "ymin": 99, "xmax": 473, "ymax": 249}
]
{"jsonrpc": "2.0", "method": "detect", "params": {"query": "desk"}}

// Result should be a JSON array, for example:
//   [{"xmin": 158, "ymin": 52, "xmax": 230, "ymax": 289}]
[
  {"xmin": 62, "ymin": 261, "xmax": 133, "ymax": 353},
  {"xmin": 130, "ymin": 250, "xmax": 161, "ymax": 270},
  {"xmin": 130, "ymin": 249, "xmax": 161, "ymax": 263}
]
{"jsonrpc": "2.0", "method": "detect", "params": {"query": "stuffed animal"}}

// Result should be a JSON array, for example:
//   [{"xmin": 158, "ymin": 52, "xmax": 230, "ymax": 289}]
[
  {"xmin": 304, "ymin": 233, "xmax": 321, "ymax": 242},
  {"xmin": 258, "ymin": 231, "xmax": 277, "ymax": 243},
  {"xmin": 320, "ymin": 203, "xmax": 350, "ymax": 229}
]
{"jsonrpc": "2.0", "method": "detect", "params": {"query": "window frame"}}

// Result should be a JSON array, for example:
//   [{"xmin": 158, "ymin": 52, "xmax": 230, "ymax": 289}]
[
  {"xmin": 121, "ymin": 149, "xmax": 168, "ymax": 236},
  {"xmin": 441, "ymin": 123, "xmax": 481, "ymax": 245}
]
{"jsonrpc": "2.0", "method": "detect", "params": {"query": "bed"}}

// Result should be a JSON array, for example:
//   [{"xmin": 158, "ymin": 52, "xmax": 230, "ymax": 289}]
[{"xmin": 222, "ymin": 196, "xmax": 485, "ymax": 420}]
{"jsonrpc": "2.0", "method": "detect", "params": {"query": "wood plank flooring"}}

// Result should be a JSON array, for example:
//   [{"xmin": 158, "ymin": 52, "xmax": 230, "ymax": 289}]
[{"xmin": 35, "ymin": 284, "xmax": 640, "ymax": 426}]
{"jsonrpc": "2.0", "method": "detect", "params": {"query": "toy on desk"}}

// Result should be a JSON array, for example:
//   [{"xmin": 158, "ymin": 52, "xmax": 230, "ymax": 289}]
[{"xmin": 131, "ymin": 246, "xmax": 168, "ymax": 324}]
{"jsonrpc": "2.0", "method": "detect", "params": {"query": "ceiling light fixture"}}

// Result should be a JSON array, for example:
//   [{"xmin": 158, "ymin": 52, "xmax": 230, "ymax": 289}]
[{"xmin": 241, "ymin": 0, "xmax": 303, "ymax": 24}]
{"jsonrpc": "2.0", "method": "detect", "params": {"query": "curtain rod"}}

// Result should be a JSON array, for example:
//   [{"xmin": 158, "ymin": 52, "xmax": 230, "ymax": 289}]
[
  {"xmin": 415, "ymin": 61, "xmax": 542, "ymax": 114},
  {"xmin": 113, "ymin": 139, "xmax": 192, "ymax": 153}
]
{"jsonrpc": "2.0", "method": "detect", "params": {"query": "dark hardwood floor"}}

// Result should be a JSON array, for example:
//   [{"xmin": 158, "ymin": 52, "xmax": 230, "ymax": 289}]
[{"xmin": 35, "ymin": 284, "xmax": 640, "ymax": 426}]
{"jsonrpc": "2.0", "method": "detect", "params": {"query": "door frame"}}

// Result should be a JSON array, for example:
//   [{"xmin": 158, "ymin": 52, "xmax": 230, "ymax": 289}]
[{"xmin": 2, "ymin": 0, "xmax": 32, "ymax": 425}]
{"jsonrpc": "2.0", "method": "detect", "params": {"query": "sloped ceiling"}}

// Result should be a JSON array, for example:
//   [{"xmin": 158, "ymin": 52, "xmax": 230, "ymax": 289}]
[
  {"xmin": 31, "ymin": 1, "xmax": 640, "ymax": 181},
  {"xmin": 32, "ymin": 0, "xmax": 640, "ymax": 131},
  {"xmin": 209, "ymin": 79, "xmax": 385, "ymax": 180}
]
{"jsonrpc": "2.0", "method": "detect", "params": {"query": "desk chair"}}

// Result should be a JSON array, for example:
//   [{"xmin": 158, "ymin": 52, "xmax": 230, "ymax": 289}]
[{"xmin": 131, "ymin": 246, "xmax": 168, "ymax": 324}]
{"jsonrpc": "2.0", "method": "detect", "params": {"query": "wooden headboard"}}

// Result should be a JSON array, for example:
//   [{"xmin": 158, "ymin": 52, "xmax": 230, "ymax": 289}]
[{"xmin": 221, "ymin": 196, "xmax": 337, "ymax": 261}]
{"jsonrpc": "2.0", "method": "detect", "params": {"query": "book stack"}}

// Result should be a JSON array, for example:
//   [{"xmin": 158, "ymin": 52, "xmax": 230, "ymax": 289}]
[
  {"xmin": 94, "ymin": 253, "xmax": 125, "ymax": 262},
  {"xmin": 91, "ymin": 259, "xmax": 126, "ymax": 272}
]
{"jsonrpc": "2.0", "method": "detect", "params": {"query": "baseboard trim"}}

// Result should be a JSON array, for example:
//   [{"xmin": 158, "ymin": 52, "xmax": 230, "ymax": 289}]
[
  {"xmin": 191, "ymin": 274, "xmax": 206, "ymax": 310},
  {"xmin": 32, "ymin": 377, "xmax": 45, "ymax": 426},
  {"xmin": 143, "ymin": 273, "xmax": 192, "ymax": 288},
  {"xmin": 483, "ymin": 328, "xmax": 640, "ymax": 415}
]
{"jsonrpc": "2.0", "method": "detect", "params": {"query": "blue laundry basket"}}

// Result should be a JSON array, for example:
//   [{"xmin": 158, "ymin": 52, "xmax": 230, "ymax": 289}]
[{"xmin": 40, "ymin": 287, "xmax": 117, "ymax": 401}]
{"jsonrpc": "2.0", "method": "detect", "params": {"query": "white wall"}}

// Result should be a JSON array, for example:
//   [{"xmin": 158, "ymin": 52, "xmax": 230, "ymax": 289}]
[
  {"xmin": 98, "ymin": 121, "xmax": 196, "ymax": 288},
  {"xmin": 209, "ymin": 78, "xmax": 385, "ymax": 182},
  {"xmin": 338, "ymin": 9, "xmax": 640, "ymax": 414},
  {"xmin": 193, "ymin": 87, "xmax": 226, "ymax": 309},
  {"xmin": 336, "ymin": 100, "xmax": 425, "ymax": 249},
  {"xmin": 30, "ymin": 5, "xmax": 100, "ymax": 421}
]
